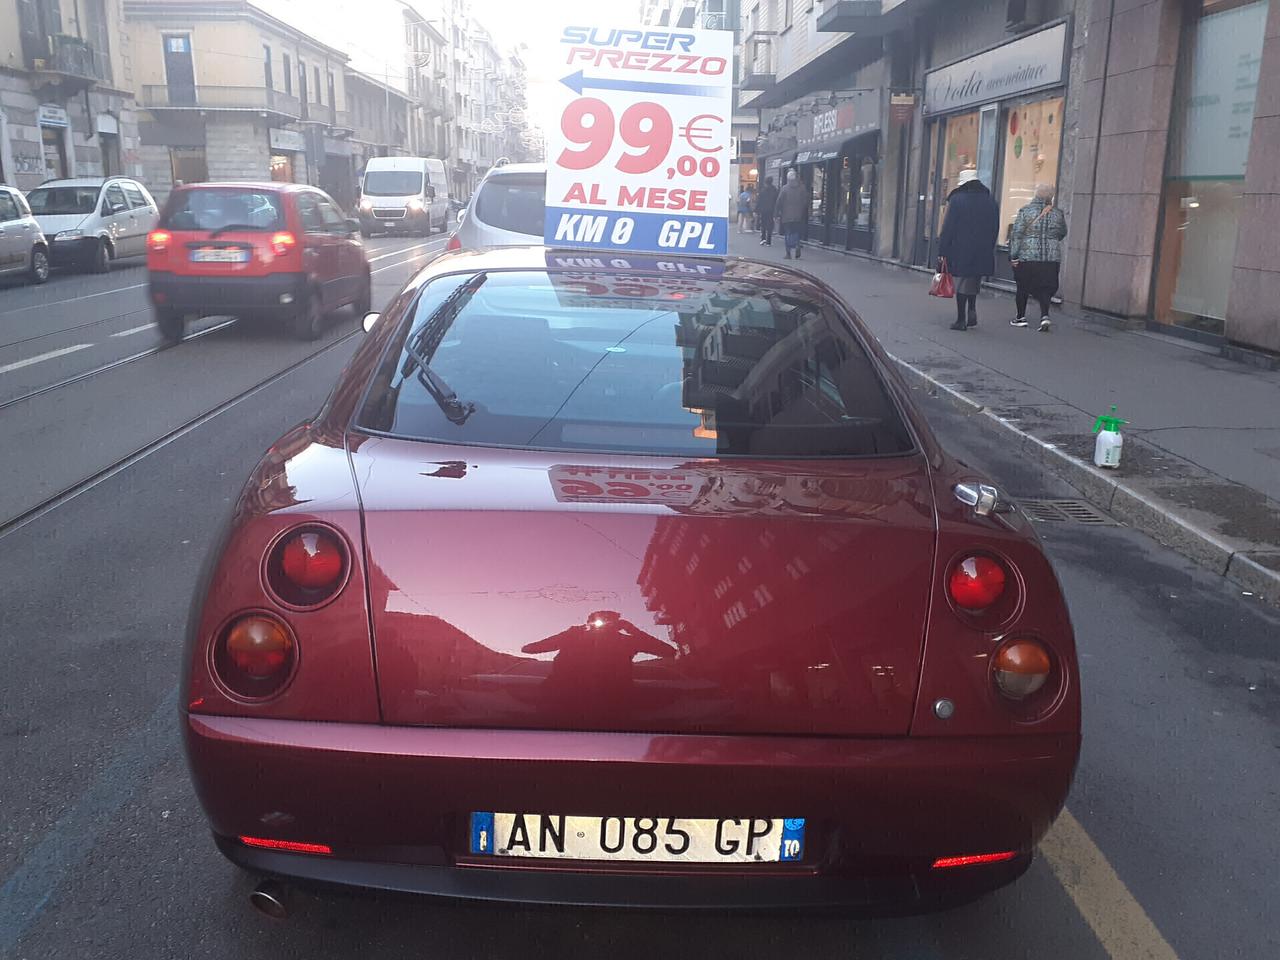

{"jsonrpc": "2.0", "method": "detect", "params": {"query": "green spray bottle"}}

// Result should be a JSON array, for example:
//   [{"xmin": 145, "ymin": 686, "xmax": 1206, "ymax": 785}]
[{"xmin": 1092, "ymin": 406, "xmax": 1127, "ymax": 469}]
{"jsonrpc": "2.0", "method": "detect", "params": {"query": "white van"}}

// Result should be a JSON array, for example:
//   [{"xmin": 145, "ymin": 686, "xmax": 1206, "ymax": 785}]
[{"xmin": 357, "ymin": 157, "xmax": 450, "ymax": 237}]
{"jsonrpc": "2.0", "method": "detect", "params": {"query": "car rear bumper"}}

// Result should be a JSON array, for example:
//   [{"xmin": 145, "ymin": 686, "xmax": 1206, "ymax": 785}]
[
  {"xmin": 186, "ymin": 713, "xmax": 1077, "ymax": 910},
  {"xmin": 149, "ymin": 271, "xmax": 305, "ymax": 314}
]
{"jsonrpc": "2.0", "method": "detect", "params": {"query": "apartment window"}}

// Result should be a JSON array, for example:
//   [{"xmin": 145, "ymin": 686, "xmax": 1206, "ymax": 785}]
[
  {"xmin": 85, "ymin": 0, "xmax": 114, "ymax": 84},
  {"xmin": 783, "ymin": 0, "xmax": 793, "ymax": 30},
  {"xmin": 263, "ymin": 44, "xmax": 273, "ymax": 89},
  {"xmin": 327, "ymin": 71, "xmax": 336, "ymax": 110},
  {"xmin": 299, "ymin": 60, "xmax": 308, "ymax": 102},
  {"xmin": 283, "ymin": 53, "xmax": 292, "ymax": 94},
  {"xmin": 314, "ymin": 66, "xmax": 322, "ymax": 103}
]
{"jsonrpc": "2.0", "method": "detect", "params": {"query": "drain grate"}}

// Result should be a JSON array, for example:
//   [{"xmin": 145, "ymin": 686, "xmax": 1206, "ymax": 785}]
[{"xmin": 1015, "ymin": 498, "xmax": 1119, "ymax": 525}]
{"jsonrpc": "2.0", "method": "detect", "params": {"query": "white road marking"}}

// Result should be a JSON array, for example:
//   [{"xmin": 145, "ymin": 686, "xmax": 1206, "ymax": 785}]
[
  {"xmin": 367, "ymin": 238, "xmax": 447, "ymax": 262},
  {"xmin": 110, "ymin": 323, "xmax": 155, "ymax": 338},
  {"xmin": 2, "ymin": 282, "xmax": 149, "ymax": 314},
  {"xmin": 0, "ymin": 344, "xmax": 93, "ymax": 374},
  {"xmin": 1040, "ymin": 809, "xmax": 1181, "ymax": 960}
]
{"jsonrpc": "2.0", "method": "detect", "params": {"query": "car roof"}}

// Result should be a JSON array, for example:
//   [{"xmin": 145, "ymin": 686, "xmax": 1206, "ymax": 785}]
[
  {"xmin": 414, "ymin": 245, "xmax": 830, "ymax": 293},
  {"xmin": 172, "ymin": 181, "xmax": 301, "ymax": 192},
  {"xmin": 35, "ymin": 176, "xmax": 135, "ymax": 188},
  {"xmin": 481, "ymin": 162, "xmax": 546, "ymax": 178}
]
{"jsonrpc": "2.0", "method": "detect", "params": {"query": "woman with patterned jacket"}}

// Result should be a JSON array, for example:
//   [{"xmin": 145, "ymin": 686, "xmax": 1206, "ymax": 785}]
[{"xmin": 1008, "ymin": 183, "xmax": 1068, "ymax": 332}]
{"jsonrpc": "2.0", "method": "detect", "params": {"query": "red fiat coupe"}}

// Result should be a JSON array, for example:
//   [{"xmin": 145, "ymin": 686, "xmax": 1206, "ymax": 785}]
[{"xmin": 183, "ymin": 247, "xmax": 1080, "ymax": 912}]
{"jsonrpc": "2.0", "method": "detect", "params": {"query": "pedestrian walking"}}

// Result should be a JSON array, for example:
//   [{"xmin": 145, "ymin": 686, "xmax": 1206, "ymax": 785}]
[
  {"xmin": 937, "ymin": 169, "xmax": 1000, "ymax": 331},
  {"xmin": 756, "ymin": 176, "xmax": 778, "ymax": 246},
  {"xmin": 777, "ymin": 170, "xmax": 809, "ymax": 260},
  {"xmin": 737, "ymin": 185, "xmax": 755, "ymax": 233},
  {"xmin": 1008, "ymin": 183, "xmax": 1068, "ymax": 332}
]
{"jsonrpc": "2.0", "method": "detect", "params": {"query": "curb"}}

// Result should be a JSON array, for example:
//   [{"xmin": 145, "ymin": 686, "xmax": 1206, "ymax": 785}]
[{"xmin": 888, "ymin": 353, "xmax": 1280, "ymax": 606}]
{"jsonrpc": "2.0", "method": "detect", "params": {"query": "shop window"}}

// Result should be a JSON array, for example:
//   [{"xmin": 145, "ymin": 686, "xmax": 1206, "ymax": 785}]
[
  {"xmin": 170, "ymin": 147, "xmax": 207, "ymax": 187},
  {"xmin": 998, "ymin": 97, "xmax": 1063, "ymax": 245},
  {"xmin": 855, "ymin": 154, "xmax": 876, "ymax": 229},
  {"xmin": 41, "ymin": 126, "xmax": 68, "ymax": 180},
  {"xmin": 1154, "ymin": 0, "xmax": 1269, "ymax": 334},
  {"xmin": 809, "ymin": 165, "xmax": 825, "ymax": 221},
  {"xmin": 836, "ymin": 158, "xmax": 852, "ymax": 227}
]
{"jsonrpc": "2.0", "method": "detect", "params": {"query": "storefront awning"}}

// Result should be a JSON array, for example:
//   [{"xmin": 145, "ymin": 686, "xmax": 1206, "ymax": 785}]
[{"xmin": 793, "ymin": 98, "xmax": 880, "ymax": 165}]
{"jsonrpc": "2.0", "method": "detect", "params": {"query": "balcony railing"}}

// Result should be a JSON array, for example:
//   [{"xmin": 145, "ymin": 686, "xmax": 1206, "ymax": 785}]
[
  {"xmin": 739, "ymin": 33, "xmax": 776, "ymax": 90},
  {"xmin": 31, "ymin": 34, "xmax": 105, "ymax": 87},
  {"xmin": 142, "ymin": 85, "xmax": 302, "ymax": 118}
]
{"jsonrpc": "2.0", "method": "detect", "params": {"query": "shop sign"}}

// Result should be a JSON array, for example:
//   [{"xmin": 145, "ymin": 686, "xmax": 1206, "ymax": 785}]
[
  {"xmin": 95, "ymin": 113, "xmax": 119, "ymax": 135},
  {"xmin": 37, "ymin": 104, "xmax": 69, "ymax": 128},
  {"xmin": 268, "ymin": 127, "xmax": 306, "ymax": 152},
  {"xmin": 924, "ymin": 21, "xmax": 1068, "ymax": 117},
  {"xmin": 543, "ymin": 23, "xmax": 734, "ymax": 254},
  {"xmin": 889, "ymin": 94, "xmax": 916, "ymax": 125},
  {"xmin": 323, "ymin": 136, "xmax": 355, "ymax": 157}
]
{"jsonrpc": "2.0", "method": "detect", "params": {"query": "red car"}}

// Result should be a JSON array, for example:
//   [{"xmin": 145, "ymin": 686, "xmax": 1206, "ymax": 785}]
[
  {"xmin": 147, "ymin": 182, "xmax": 371, "ymax": 342},
  {"xmin": 184, "ymin": 247, "xmax": 1080, "ymax": 913}
]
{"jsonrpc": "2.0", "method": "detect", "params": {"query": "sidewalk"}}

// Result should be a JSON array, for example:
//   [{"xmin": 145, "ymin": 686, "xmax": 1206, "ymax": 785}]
[{"xmin": 726, "ymin": 230, "xmax": 1280, "ymax": 602}]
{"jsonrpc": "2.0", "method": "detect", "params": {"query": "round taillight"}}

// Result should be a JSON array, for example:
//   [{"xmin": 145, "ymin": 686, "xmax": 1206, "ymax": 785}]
[
  {"xmin": 214, "ymin": 614, "xmax": 296, "ymax": 699},
  {"xmin": 949, "ymin": 555, "xmax": 1008, "ymax": 610},
  {"xmin": 993, "ymin": 639, "xmax": 1052, "ymax": 699},
  {"xmin": 266, "ymin": 526, "xmax": 348, "ymax": 608}
]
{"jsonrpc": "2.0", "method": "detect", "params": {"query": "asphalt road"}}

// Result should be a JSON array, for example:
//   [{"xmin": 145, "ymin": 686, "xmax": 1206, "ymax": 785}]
[{"xmin": 0, "ymin": 241, "xmax": 1276, "ymax": 959}]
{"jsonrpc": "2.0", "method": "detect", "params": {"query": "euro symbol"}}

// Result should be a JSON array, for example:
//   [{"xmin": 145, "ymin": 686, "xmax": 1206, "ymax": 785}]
[{"xmin": 681, "ymin": 114, "xmax": 724, "ymax": 154}]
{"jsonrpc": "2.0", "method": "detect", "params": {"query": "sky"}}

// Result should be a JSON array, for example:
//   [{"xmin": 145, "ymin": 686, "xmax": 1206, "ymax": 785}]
[{"xmin": 478, "ymin": 0, "xmax": 644, "ymax": 130}]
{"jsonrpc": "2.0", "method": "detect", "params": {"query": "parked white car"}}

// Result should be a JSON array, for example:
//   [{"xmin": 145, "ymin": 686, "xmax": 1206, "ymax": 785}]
[
  {"xmin": 26, "ymin": 176, "xmax": 159, "ymax": 273},
  {"xmin": 0, "ymin": 184, "xmax": 50, "ymax": 285}
]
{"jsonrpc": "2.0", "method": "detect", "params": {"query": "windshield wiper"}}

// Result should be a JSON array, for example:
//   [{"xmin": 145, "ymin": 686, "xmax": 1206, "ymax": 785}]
[
  {"xmin": 208, "ymin": 223, "xmax": 262, "ymax": 238},
  {"xmin": 399, "ymin": 272, "xmax": 487, "ymax": 425}
]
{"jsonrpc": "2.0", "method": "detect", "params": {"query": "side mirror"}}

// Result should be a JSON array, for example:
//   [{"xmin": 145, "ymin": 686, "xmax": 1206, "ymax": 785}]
[
  {"xmin": 362, "ymin": 311, "xmax": 380, "ymax": 333},
  {"xmin": 345, "ymin": 217, "xmax": 361, "ymax": 234},
  {"xmin": 426, "ymin": 186, "xmax": 436, "ymax": 200},
  {"xmin": 456, "ymin": 209, "xmax": 466, "ymax": 225}
]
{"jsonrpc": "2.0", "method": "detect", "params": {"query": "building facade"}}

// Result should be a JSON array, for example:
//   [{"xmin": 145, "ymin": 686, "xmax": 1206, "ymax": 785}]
[
  {"xmin": 0, "ymin": 0, "xmax": 144, "ymax": 191},
  {"xmin": 122, "ymin": 0, "xmax": 354, "ymax": 206},
  {"xmin": 738, "ymin": 0, "xmax": 1279, "ymax": 358}
]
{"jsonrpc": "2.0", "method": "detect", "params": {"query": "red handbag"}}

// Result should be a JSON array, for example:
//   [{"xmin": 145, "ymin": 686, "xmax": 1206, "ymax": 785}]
[{"xmin": 929, "ymin": 258, "xmax": 956, "ymax": 299}]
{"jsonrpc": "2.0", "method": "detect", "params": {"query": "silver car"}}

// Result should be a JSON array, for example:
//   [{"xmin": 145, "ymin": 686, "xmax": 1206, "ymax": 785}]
[
  {"xmin": 451, "ymin": 162, "xmax": 545, "ymax": 250},
  {"xmin": 0, "ymin": 185, "xmax": 50, "ymax": 285},
  {"xmin": 26, "ymin": 176, "xmax": 159, "ymax": 273}
]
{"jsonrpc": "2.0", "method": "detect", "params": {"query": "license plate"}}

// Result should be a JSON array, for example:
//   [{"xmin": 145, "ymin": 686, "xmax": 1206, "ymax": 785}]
[
  {"xmin": 469, "ymin": 814, "xmax": 805, "ymax": 864},
  {"xmin": 380, "ymin": 221, "xmax": 396, "ymax": 227},
  {"xmin": 190, "ymin": 247, "xmax": 248, "ymax": 263}
]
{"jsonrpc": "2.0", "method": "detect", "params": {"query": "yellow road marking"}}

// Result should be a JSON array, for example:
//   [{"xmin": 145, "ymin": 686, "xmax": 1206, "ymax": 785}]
[{"xmin": 1040, "ymin": 809, "xmax": 1180, "ymax": 960}]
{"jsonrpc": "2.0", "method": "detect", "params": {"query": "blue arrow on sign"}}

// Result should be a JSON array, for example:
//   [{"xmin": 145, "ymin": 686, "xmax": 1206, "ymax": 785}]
[{"xmin": 560, "ymin": 70, "xmax": 720, "ymax": 98}]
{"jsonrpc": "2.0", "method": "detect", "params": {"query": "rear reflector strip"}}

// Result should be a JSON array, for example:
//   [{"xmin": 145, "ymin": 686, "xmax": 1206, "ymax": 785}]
[
  {"xmin": 931, "ymin": 851, "xmax": 1018, "ymax": 869},
  {"xmin": 239, "ymin": 836, "xmax": 332, "ymax": 856}
]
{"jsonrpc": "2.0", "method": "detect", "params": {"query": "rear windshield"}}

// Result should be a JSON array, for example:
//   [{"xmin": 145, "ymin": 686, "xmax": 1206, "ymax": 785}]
[
  {"xmin": 27, "ymin": 186, "xmax": 99, "ymax": 215},
  {"xmin": 160, "ymin": 189, "xmax": 285, "ymax": 231},
  {"xmin": 364, "ymin": 171, "xmax": 423, "ymax": 196},
  {"xmin": 474, "ymin": 175, "xmax": 545, "ymax": 236},
  {"xmin": 357, "ymin": 269, "xmax": 915, "ymax": 458}
]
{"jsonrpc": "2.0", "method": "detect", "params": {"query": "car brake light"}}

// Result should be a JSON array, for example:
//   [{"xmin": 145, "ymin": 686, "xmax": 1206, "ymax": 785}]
[
  {"xmin": 271, "ymin": 231, "xmax": 297, "ymax": 256},
  {"xmin": 445, "ymin": 233, "xmax": 461, "ymax": 252},
  {"xmin": 213, "ymin": 614, "xmax": 296, "ymax": 699},
  {"xmin": 993, "ymin": 639, "xmax": 1052, "ymax": 699},
  {"xmin": 265, "ymin": 525, "xmax": 348, "ymax": 607},
  {"xmin": 239, "ymin": 836, "xmax": 332, "ymax": 856},
  {"xmin": 948, "ymin": 555, "xmax": 1007, "ymax": 610},
  {"xmin": 148, "ymin": 229, "xmax": 171, "ymax": 252},
  {"xmin": 932, "ymin": 851, "xmax": 1018, "ymax": 869}
]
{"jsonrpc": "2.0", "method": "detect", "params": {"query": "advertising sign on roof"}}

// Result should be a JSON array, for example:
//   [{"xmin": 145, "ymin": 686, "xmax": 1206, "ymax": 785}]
[{"xmin": 544, "ymin": 25, "xmax": 734, "ymax": 255}]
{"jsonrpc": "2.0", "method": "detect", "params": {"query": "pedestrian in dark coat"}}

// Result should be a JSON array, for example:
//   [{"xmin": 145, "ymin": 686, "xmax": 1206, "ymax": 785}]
[
  {"xmin": 755, "ymin": 176, "xmax": 778, "ymax": 246},
  {"xmin": 776, "ymin": 170, "xmax": 810, "ymax": 260},
  {"xmin": 937, "ymin": 169, "xmax": 1000, "ymax": 330}
]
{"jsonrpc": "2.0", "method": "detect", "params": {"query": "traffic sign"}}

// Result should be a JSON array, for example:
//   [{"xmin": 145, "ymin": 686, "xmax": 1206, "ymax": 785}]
[{"xmin": 544, "ymin": 24, "xmax": 734, "ymax": 255}]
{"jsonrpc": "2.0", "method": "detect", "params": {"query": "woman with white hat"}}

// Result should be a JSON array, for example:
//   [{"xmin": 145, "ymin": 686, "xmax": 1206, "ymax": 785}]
[{"xmin": 937, "ymin": 169, "xmax": 1001, "ymax": 331}]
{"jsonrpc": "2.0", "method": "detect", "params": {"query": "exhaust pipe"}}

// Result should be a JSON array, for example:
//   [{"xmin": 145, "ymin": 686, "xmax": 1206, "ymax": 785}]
[{"xmin": 249, "ymin": 879, "xmax": 289, "ymax": 919}]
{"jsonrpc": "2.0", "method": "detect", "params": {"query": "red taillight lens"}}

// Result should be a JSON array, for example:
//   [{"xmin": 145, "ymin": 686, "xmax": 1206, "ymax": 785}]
[
  {"xmin": 147, "ymin": 229, "xmax": 171, "ymax": 252},
  {"xmin": 239, "ymin": 836, "xmax": 332, "ymax": 856},
  {"xmin": 948, "ymin": 555, "xmax": 1008, "ymax": 610},
  {"xmin": 213, "ymin": 614, "xmax": 296, "ymax": 699},
  {"xmin": 271, "ymin": 231, "xmax": 297, "ymax": 256},
  {"xmin": 932, "ymin": 851, "xmax": 1018, "ymax": 869},
  {"xmin": 993, "ymin": 639, "xmax": 1052, "ymax": 699},
  {"xmin": 445, "ymin": 233, "xmax": 461, "ymax": 252},
  {"xmin": 265, "ymin": 525, "xmax": 348, "ymax": 608}
]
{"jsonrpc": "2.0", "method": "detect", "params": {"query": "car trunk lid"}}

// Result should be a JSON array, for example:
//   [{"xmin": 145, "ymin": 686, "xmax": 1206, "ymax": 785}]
[{"xmin": 351, "ymin": 437, "xmax": 938, "ymax": 736}]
